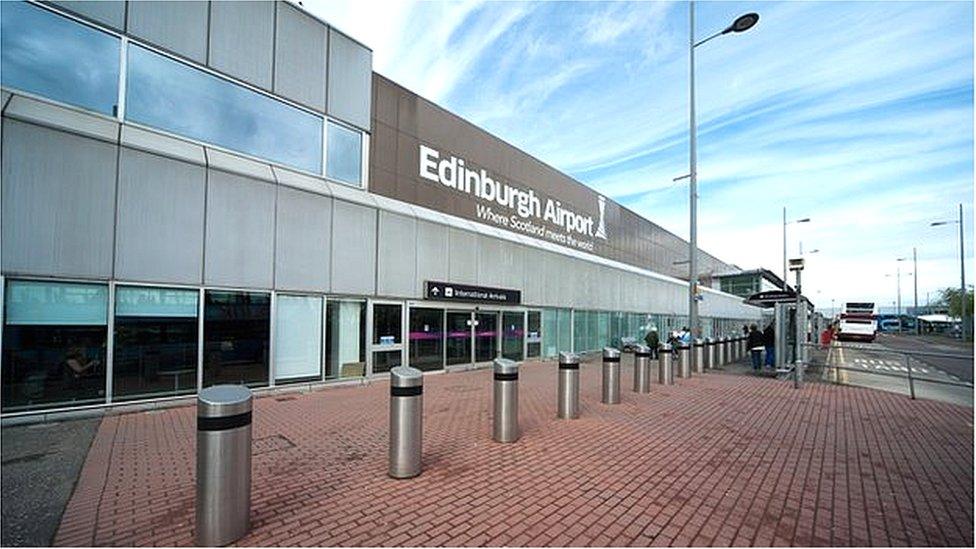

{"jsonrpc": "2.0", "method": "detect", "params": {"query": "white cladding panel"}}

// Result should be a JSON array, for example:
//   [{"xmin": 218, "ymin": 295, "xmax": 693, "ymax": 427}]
[
  {"xmin": 415, "ymin": 220, "xmax": 448, "ymax": 296},
  {"xmin": 204, "ymin": 169, "xmax": 276, "ymax": 288},
  {"xmin": 330, "ymin": 199, "xmax": 377, "ymax": 295},
  {"xmin": 274, "ymin": 186, "xmax": 332, "ymax": 293},
  {"xmin": 115, "ymin": 148, "xmax": 206, "ymax": 284},
  {"xmin": 1, "ymin": 120, "xmax": 116, "ymax": 279},
  {"xmin": 377, "ymin": 211, "xmax": 417, "ymax": 298}
]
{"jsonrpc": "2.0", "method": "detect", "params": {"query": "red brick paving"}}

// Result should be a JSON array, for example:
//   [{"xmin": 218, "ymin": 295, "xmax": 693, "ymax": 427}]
[{"xmin": 53, "ymin": 358, "xmax": 973, "ymax": 547}]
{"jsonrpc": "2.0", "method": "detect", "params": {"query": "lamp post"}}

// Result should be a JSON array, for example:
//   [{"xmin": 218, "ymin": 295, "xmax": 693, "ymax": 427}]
[
  {"xmin": 931, "ymin": 203, "xmax": 968, "ymax": 341},
  {"xmin": 687, "ymin": 2, "xmax": 759, "ymax": 338},
  {"xmin": 783, "ymin": 209, "xmax": 811, "ymax": 284},
  {"xmin": 913, "ymin": 247, "xmax": 918, "ymax": 334}
]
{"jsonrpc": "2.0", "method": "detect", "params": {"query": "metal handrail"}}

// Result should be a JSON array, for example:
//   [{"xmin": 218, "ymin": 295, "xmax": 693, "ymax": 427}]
[{"xmin": 800, "ymin": 341, "xmax": 973, "ymax": 400}]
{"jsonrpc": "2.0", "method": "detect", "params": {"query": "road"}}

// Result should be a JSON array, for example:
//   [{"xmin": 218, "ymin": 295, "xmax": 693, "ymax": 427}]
[{"xmin": 821, "ymin": 333, "xmax": 973, "ymax": 407}]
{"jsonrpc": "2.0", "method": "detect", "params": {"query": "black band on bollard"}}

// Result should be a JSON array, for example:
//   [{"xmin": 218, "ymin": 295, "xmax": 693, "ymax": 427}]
[
  {"xmin": 558, "ymin": 362, "xmax": 580, "ymax": 370},
  {"xmin": 391, "ymin": 385, "xmax": 423, "ymax": 397},
  {"xmin": 494, "ymin": 372, "xmax": 518, "ymax": 381},
  {"xmin": 635, "ymin": 351, "xmax": 651, "ymax": 357},
  {"xmin": 198, "ymin": 411, "xmax": 252, "ymax": 432},
  {"xmin": 603, "ymin": 356, "xmax": 620, "ymax": 363}
]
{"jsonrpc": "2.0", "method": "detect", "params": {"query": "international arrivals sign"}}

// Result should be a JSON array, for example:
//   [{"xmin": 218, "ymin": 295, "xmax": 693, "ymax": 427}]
[{"xmin": 419, "ymin": 145, "xmax": 607, "ymax": 253}]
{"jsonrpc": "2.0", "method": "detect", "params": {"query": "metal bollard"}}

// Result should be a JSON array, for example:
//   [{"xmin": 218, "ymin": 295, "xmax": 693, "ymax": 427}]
[
  {"xmin": 693, "ymin": 339, "xmax": 705, "ymax": 374},
  {"xmin": 196, "ymin": 385, "xmax": 252, "ymax": 547},
  {"xmin": 557, "ymin": 352, "xmax": 580, "ymax": 419},
  {"xmin": 705, "ymin": 337, "xmax": 716, "ymax": 370},
  {"xmin": 493, "ymin": 358, "xmax": 520, "ymax": 443},
  {"xmin": 602, "ymin": 347, "xmax": 621, "ymax": 404},
  {"xmin": 722, "ymin": 337, "xmax": 731, "ymax": 364},
  {"xmin": 389, "ymin": 366, "xmax": 423, "ymax": 479},
  {"xmin": 658, "ymin": 343, "xmax": 673, "ymax": 384},
  {"xmin": 676, "ymin": 343, "xmax": 691, "ymax": 378},
  {"xmin": 633, "ymin": 345, "xmax": 651, "ymax": 393},
  {"xmin": 738, "ymin": 337, "xmax": 746, "ymax": 361}
]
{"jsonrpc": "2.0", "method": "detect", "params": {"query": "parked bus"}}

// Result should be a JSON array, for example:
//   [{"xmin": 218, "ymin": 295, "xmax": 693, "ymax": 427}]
[{"xmin": 837, "ymin": 302, "xmax": 878, "ymax": 342}]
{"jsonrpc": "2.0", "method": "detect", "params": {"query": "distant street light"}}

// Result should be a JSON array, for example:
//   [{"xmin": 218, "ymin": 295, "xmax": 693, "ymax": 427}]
[
  {"xmin": 783, "ymin": 210, "xmax": 811, "ymax": 282},
  {"xmin": 687, "ymin": 2, "xmax": 759, "ymax": 338},
  {"xmin": 930, "ymin": 203, "xmax": 968, "ymax": 341}
]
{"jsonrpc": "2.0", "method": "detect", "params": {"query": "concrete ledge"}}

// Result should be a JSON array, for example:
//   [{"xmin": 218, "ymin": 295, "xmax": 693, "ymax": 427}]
[{"xmin": 2, "ymin": 93, "xmax": 118, "ymax": 143}]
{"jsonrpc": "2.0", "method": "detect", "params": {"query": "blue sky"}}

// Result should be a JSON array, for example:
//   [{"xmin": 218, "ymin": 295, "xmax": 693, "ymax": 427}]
[{"xmin": 307, "ymin": 0, "xmax": 974, "ymax": 313}]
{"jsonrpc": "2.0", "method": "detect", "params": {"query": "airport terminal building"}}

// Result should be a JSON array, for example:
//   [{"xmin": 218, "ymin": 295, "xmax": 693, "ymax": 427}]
[{"xmin": 0, "ymin": 0, "xmax": 760, "ymax": 416}]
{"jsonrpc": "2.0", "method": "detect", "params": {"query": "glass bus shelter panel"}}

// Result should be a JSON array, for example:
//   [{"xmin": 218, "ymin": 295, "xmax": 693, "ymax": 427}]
[
  {"xmin": 501, "ymin": 311, "xmax": 524, "ymax": 361},
  {"xmin": 475, "ymin": 312, "xmax": 499, "ymax": 363},
  {"xmin": 446, "ymin": 312, "xmax": 472, "ymax": 366},
  {"xmin": 409, "ymin": 307, "xmax": 444, "ymax": 372}
]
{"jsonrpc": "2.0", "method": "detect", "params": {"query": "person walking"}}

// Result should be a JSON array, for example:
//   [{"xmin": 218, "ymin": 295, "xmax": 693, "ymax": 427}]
[
  {"xmin": 644, "ymin": 326, "xmax": 659, "ymax": 359},
  {"xmin": 747, "ymin": 324, "xmax": 764, "ymax": 373},
  {"xmin": 763, "ymin": 322, "xmax": 775, "ymax": 369}
]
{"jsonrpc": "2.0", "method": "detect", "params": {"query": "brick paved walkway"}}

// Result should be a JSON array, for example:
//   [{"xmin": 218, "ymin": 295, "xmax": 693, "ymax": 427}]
[{"xmin": 53, "ymin": 358, "xmax": 973, "ymax": 547}]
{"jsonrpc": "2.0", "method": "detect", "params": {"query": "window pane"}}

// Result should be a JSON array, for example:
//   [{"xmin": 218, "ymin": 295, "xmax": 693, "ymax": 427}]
[
  {"xmin": 113, "ymin": 286, "xmax": 198, "ymax": 401},
  {"xmin": 2, "ymin": 280, "xmax": 108, "ymax": 412},
  {"xmin": 203, "ymin": 290, "xmax": 270, "ymax": 388},
  {"xmin": 409, "ymin": 307, "xmax": 443, "ymax": 372},
  {"xmin": 326, "ymin": 121, "xmax": 362, "ymax": 186},
  {"xmin": 0, "ymin": 1, "xmax": 120, "ymax": 115},
  {"xmin": 274, "ymin": 295, "xmax": 322, "ymax": 382},
  {"xmin": 125, "ymin": 44, "xmax": 322, "ymax": 173},
  {"xmin": 372, "ymin": 349, "xmax": 402, "ymax": 375},
  {"xmin": 326, "ymin": 300, "xmax": 365, "ymax": 379},
  {"xmin": 372, "ymin": 304, "xmax": 402, "ymax": 345},
  {"xmin": 526, "ymin": 311, "xmax": 541, "ymax": 358},
  {"xmin": 501, "ymin": 311, "xmax": 524, "ymax": 361}
]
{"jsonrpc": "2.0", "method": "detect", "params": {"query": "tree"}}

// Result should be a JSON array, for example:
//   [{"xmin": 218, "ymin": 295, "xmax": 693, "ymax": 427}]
[{"xmin": 935, "ymin": 286, "xmax": 974, "ymax": 319}]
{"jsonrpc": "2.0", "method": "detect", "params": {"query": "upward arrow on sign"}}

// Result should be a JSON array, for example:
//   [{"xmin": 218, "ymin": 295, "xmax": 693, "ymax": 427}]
[{"xmin": 431, "ymin": 287, "xmax": 440, "ymax": 295}]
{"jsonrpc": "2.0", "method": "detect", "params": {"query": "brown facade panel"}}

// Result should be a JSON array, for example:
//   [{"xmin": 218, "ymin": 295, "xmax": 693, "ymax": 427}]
[{"xmin": 369, "ymin": 73, "xmax": 735, "ymax": 279}]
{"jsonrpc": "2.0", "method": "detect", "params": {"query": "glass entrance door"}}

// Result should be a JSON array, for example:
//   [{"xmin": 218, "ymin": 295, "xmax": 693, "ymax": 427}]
[
  {"xmin": 502, "ymin": 311, "xmax": 524, "ymax": 361},
  {"xmin": 475, "ymin": 312, "xmax": 499, "ymax": 363},
  {"xmin": 446, "ymin": 311, "xmax": 472, "ymax": 366}
]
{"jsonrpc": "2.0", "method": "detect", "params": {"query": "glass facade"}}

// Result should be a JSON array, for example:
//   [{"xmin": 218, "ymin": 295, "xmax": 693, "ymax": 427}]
[
  {"xmin": 274, "ymin": 294, "xmax": 323, "ymax": 383},
  {"xmin": 2, "ymin": 280, "xmax": 108, "ymax": 412},
  {"xmin": 0, "ymin": 1, "xmax": 120, "ymax": 115},
  {"xmin": 409, "ymin": 308, "xmax": 444, "ymax": 372},
  {"xmin": 0, "ymin": 2, "xmax": 366, "ymax": 184},
  {"xmin": 125, "ymin": 44, "xmax": 323, "ymax": 174},
  {"xmin": 203, "ymin": 290, "xmax": 270, "ymax": 388},
  {"xmin": 113, "ymin": 286, "xmax": 198, "ymax": 401},
  {"xmin": 326, "ymin": 300, "xmax": 366, "ymax": 379},
  {"xmin": 501, "ymin": 311, "xmax": 524, "ymax": 361},
  {"xmin": 327, "ymin": 121, "xmax": 363, "ymax": 185},
  {"xmin": 371, "ymin": 303, "xmax": 402, "ymax": 374}
]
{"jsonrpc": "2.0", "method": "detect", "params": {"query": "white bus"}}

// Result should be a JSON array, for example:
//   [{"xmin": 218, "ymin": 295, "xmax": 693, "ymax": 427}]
[{"xmin": 837, "ymin": 302, "xmax": 878, "ymax": 342}]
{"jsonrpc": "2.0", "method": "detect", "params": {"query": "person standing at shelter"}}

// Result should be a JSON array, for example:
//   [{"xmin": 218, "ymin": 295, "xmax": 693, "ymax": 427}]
[
  {"xmin": 763, "ymin": 322, "xmax": 775, "ymax": 369},
  {"xmin": 644, "ymin": 326, "xmax": 659, "ymax": 359},
  {"xmin": 747, "ymin": 324, "xmax": 764, "ymax": 373}
]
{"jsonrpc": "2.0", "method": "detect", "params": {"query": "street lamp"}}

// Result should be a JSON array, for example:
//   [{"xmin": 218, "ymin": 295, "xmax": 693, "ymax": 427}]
[
  {"xmin": 931, "ymin": 203, "xmax": 968, "ymax": 341},
  {"xmin": 687, "ymin": 2, "xmax": 759, "ymax": 338},
  {"xmin": 783, "ymin": 210, "xmax": 811, "ymax": 283}
]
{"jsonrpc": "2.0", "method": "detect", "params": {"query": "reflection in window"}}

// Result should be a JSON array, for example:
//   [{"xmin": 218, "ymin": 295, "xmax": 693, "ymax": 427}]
[
  {"xmin": 409, "ymin": 308, "xmax": 443, "ymax": 372},
  {"xmin": 372, "ymin": 304, "xmax": 402, "ymax": 345},
  {"xmin": 2, "ymin": 280, "xmax": 108, "ymax": 412},
  {"xmin": 274, "ymin": 294, "xmax": 322, "ymax": 383},
  {"xmin": 326, "ymin": 121, "xmax": 363, "ymax": 186},
  {"xmin": 326, "ymin": 300, "xmax": 365, "ymax": 379},
  {"xmin": 113, "ymin": 286, "xmax": 198, "ymax": 401},
  {"xmin": 125, "ymin": 44, "xmax": 323, "ymax": 173},
  {"xmin": 0, "ymin": 1, "xmax": 120, "ymax": 115},
  {"xmin": 203, "ymin": 291, "xmax": 270, "ymax": 388}
]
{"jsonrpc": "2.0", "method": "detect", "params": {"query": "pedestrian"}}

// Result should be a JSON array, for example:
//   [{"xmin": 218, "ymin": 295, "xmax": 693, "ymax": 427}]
[
  {"xmin": 644, "ymin": 326, "xmax": 659, "ymax": 359},
  {"xmin": 742, "ymin": 324, "xmax": 749, "ymax": 337},
  {"xmin": 763, "ymin": 322, "xmax": 775, "ymax": 369},
  {"xmin": 679, "ymin": 326, "xmax": 692, "ymax": 345},
  {"xmin": 747, "ymin": 324, "xmax": 764, "ymax": 373}
]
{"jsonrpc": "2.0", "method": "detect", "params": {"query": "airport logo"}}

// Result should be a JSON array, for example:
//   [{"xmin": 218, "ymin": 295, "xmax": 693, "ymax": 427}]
[{"xmin": 419, "ymin": 145, "xmax": 608, "ymax": 250}]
